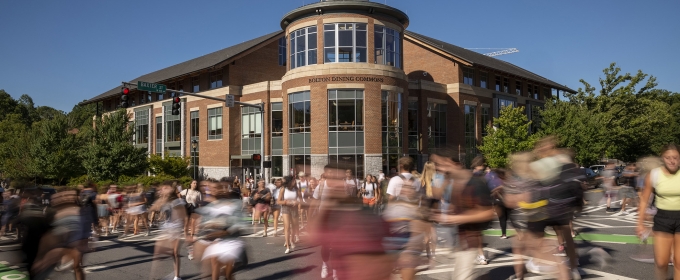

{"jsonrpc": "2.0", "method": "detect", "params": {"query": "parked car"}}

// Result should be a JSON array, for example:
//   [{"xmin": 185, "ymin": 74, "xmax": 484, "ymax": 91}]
[{"xmin": 581, "ymin": 167, "xmax": 601, "ymax": 188}]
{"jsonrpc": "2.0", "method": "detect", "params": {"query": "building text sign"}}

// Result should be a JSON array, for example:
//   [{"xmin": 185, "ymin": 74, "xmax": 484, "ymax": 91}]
[{"xmin": 308, "ymin": 76, "xmax": 384, "ymax": 83}]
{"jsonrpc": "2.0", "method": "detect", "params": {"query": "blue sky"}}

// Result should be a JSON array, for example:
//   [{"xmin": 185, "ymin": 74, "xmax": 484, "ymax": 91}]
[{"xmin": 1, "ymin": 0, "xmax": 678, "ymax": 112}]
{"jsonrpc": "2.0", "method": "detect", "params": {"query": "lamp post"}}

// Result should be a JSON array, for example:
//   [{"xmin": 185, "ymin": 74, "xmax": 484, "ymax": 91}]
[{"xmin": 191, "ymin": 139, "xmax": 198, "ymax": 179}]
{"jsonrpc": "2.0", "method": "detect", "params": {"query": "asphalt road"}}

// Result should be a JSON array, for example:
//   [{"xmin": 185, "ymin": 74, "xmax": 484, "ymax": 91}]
[{"xmin": 0, "ymin": 189, "xmax": 664, "ymax": 279}]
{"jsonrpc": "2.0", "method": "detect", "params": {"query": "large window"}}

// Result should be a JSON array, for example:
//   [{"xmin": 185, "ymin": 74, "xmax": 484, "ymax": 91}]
[
  {"xmin": 382, "ymin": 91, "xmax": 402, "ymax": 174},
  {"xmin": 241, "ymin": 106, "xmax": 262, "ymax": 155},
  {"xmin": 427, "ymin": 102, "xmax": 447, "ymax": 150},
  {"xmin": 271, "ymin": 102, "xmax": 283, "ymax": 177},
  {"xmin": 515, "ymin": 81, "xmax": 522, "ymax": 95},
  {"xmin": 329, "ymin": 89, "xmax": 364, "ymax": 178},
  {"xmin": 542, "ymin": 87, "xmax": 550, "ymax": 100},
  {"xmin": 374, "ymin": 25, "xmax": 401, "ymax": 68},
  {"xmin": 463, "ymin": 67, "xmax": 474, "ymax": 85},
  {"xmin": 208, "ymin": 107, "xmax": 222, "ymax": 140},
  {"xmin": 533, "ymin": 85, "xmax": 539, "ymax": 99},
  {"xmin": 526, "ymin": 83, "xmax": 532, "ymax": 98},
  {"xmin": 190, "ymin": 111, "xmax": 199, "ymax": 171},
  {"xmin": 480, "ymin": 72, "xmax": 488, "ymax": 88},
  {"xmin": 464, "ymin": 105, "xmax": 476, "ymax": 149},
  {"xmin": 155, "ymin": 116, "xmax": 162, "ymax": 155},
  {"xmin": 408, "ymin": 100, "xmax": 419, "ymax": 154},
  {"xmin": 278, "ymin": 36, "xmax": 287, "ymax": 66},
  {"xmin": 192, "ymin": 76, "xmax": 200, "ymax": 93},
  {"xmin": 529, "ymin": 104, "xmax": 542, "ymax": 133},
  {"xmin": 481, "ymin": 106, "xmax": 490, "ymax": 137},
  {"xmin": 324, "ymin": 23, "xmax": 367, "ymax": 63},
  {"xmin": 135, "ymin": 110, "xmax": 149, "ymax": 145},
  {"xmin": 329, "ymin": 155, "xmax": 364, "ymax": 179},
  {"xmin": 499, "ymin": 98, "xmax": 516, "ymax": 109},
  {"xmin": 210, "ymin": 71, "xmax": 223, "ymax": 89},
  {"xmin": 289, "ymin": 91, "xmax": 311, "ymax": 174},
  {"xmin": 164, "ymin": 105, "xmax": 181, "ymax": 142},
  {"xmin": 495, "ymin": 76, "xmax": 501, "ymax": 91},
  {"xmin": 290, "ymin": 26, "xmax": 317, "ymax": 69}
]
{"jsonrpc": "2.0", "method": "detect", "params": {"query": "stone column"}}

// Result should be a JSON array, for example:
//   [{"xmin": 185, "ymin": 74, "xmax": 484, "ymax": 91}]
[
  {"xmin": 365, "ymin": 154, "xmax": 382, "ymax": 177},
  {"xmin": 310, "ymin": 154, "xmax": 328, "ymax": 179}
]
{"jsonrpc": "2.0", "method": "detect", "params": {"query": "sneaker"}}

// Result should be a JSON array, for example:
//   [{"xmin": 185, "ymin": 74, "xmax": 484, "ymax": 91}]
[
  {"xmin": 321, "ymin": 264, "xmax": 329, "ymax": 278},
  {"xmin": 54, "ymin": 260, "xmax": 74, "ymax": 272},
  {"xmin": 605, "ymin": 207, "xmax": 614, "ymax": 213},
  {"xmin": 475, "ymin": 255, "xmax": 487, "ymax": 265},
  {"xmin": 285, "ymin": 248, "xmax": 291, "ymax": 254},
  {"xmin": 500, "ymin": 235, "xmax": 508, "ymax": 239},
  {"xmin": 291, "ymin": 243, "xmax": 296, "ymax": 250},
  {"xmin": 173, "ymin": 277, "xmax": 182, "ymax": 280}
]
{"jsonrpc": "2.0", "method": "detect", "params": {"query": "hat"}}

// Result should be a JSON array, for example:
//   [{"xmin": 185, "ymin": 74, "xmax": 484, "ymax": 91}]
[{"xmin": 298, "ymin": 171, "xmax": 306, "ymax": 177}]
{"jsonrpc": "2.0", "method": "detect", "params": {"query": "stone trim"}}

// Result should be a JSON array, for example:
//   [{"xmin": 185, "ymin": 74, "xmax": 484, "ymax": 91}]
[
  {"xmin": 322, "ymin": 18, "xmax": 368, "ymax": 24},
  {"xmin": 427, "ymin": 98, "xmax": 447, "ymax": 104},
  {"xmin": 287, "ymin": 85, "xmax": 311, "ymax": 93},
  {"xmin": 463, "ymin": 100, "xmax": 478, "ymax": 106},
  {"xmin": 327, "ymin": 83, "xmax": 365, "ymax": 89},
  {"xmin": 481, "ymin": 103, "xmax": 491, "ymax": 108},
  {"xmin": 240, "ymin": 99, "xmax": 262, "ymax": 105},
  {"xmin": 270, "ymin": 97, "xmax": 283, "ymax": 102},
  {"xmin": 380, "ymin": 85, "xmax": 404, "ymax": 93},
  {"xmin": 373, "ymin": 19, "xmax": 403, "ymax": 32},
  {"xmin": 270, "ymin": 80, "xmax": 282, "ymax": 91},
  {"xmin": 288, "ymin": 20, "xmax": 318, "ymax": 33},
  {"xmin": 282, "ymin": 63, "xmax": 407, "ymax": 83},
  {"xmin": 207, "ymin": 103, "xmax": 223, "ymax": 109},
  {"xmin": 243, "ymin": 81, "xmax": 270, "ymax": 95},
  {"xmin": 155, "ymin": 113, "xmax": 162, "ymax": 117},
  {"xmin": 189, "ymin": 107, "xmax": 199, "ymax": 111}
]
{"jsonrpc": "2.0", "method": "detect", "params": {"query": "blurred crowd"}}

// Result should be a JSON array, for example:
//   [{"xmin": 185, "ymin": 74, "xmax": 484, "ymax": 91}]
[{"xmin": 0, "ymin": 138, "xmax": 678, "ymax": 280}]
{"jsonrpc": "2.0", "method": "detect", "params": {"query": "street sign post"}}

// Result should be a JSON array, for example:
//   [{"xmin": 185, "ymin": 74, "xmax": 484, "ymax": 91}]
[
  {"xmin": 225, "ymin": 94, "xmax": 235, "ymax": 107},
  {"xmin": 137, "ymin": 81, "xmax": 167, "ymax": 93}
]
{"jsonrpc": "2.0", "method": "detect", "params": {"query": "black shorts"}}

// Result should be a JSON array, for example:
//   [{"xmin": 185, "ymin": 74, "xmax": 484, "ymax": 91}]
[
  {"xmin": 185, "ymin": 204, "xmax": 196, "ymax": 216},
  {"xmin": 527, "ymin": 218, "xmax": 570, "ymax": 233},
  {"xmin": 653, "ymin": 209, "xmax": 680, "ymax": 234}
]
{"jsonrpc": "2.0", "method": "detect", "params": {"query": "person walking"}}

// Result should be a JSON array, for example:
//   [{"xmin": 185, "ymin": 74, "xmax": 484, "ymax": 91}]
[
  {"xmin": 121, "ymin": 185, "xmax": 150, "ymax": 237},
  {"xmin": 278, "ymin": 176, "xmax": 301, "ymax": 254},
  {"xmin": 637, "ymin": 143, "xmax": 680, "ymax": 280},
  {"xmin": 268, "ymin": 178, "xmax": 283, "ymax": 237},
  {"xmin": 251, "ymin": 179, "xmax": 272, "ymax": 236},
  {"xmin": 181, "ymin": 180, "xmax": 203, "ymax": 237},
  {"xmin": 150, "ymin": 181, "xmax": 186, "ymax": 280},
  {"xmin": 360, "ymin": 174, "xmax": 379, "ymax": 209}
]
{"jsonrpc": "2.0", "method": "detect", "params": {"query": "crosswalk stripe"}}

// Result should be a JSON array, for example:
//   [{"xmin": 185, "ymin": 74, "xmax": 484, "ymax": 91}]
[{"xmin": 573, "ymin": 220, "xmax": 612, "ymax": 228}]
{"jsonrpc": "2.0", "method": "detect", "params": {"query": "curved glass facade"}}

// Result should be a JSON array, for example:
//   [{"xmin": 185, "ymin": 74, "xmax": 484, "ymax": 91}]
[
  {"xmin": 374, "ymin": 25, "xmax": 401, "ymax": 68},
  {"xmin": 324, "ymin": 23, "xmax": 367, "ymax": 63},
  {"xmin": 290, "ymin": 26, "xmax": 318, "ymax": 69}
]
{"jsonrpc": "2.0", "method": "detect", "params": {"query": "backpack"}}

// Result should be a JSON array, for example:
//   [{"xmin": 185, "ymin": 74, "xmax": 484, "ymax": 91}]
[{"xmin": 79, "ymin": 190, "xmax": 94, "ymax": 207}]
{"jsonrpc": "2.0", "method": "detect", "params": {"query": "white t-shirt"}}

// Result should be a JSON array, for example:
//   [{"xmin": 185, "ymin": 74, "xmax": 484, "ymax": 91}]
[
  {"xmin": 267, "ymin": 184, "xmax": 280, "ymax": 201},
  {"xmin": 386, "ymin": 173, "xmax": 421, "ymax": 197},
  {"xmin": 362, "ymin": 182, "xmax": 377, "ymax": 199}
]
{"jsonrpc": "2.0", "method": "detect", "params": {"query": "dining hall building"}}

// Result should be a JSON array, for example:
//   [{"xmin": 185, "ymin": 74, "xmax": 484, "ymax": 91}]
[{"xmin": 82, "ymin": 0, "xmax": 575, "ymax": 180}]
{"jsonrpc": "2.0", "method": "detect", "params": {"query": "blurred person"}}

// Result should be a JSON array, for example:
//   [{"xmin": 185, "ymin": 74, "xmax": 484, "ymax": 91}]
[
  {"xmin": 420, "ymin": 161, "xmax": 438, "ymax": 265},
  {"xmin": 309, "ymin": 162, "xmax": 394, "ymax": 280},
  {"xmin": 307, "ymin": 177, "xmax": 320, "ymax": 219},
  {"xmin": 192, "ymin": 179, "xmax": 247, "ymax": 280},
  {"xmin": 431, "ymin": 149, "xmax": 495, "ymax": 280},
  {"xmin": 601, "ymin": 161, "xmax": 618, "ymax": 213},
  {"xmin": 298, "ymin": 173, "xmax": 311, "ymax": 226},
  {"xmin": 268, "ymin": 178, "xmax": 283, "ymax": 237},
  {"xmin": 386, "ymin": 157, "xmax": 421, "ymax": 201},
  {"xmin": 107, "ymin": 185, "xmax": 123, "ymax": 233},
  {"xmin": 469, "ymin": 156, "xmax": 494, "ymax": 265},
  {"xmin": 278, "ymin": 176, "xmax": 301, "ymax": 253},
  {"xmin": 619, "ymin": 163, "xmax": 639, "ymax": 213},
  {"xmin": 382, "ymin": 156, "xmax": 428, "ymax": 280},
  {"xmin": 637, "ymin": 143, "xmax": 680, "ymax": 280},
  {"xmin": 79, "ymin": 183, "xmax": 99, "ymax": 240},
  {"xmin": 145, "ymin": 185, "xmax": 159, "ymax": 227},
  {"xmin": 251, "ymin": 179, "xmax": 272, "ymax": 236},
  {"xmin": 344, "ymin": 169, "xmax": 359, "ymax": 199},
  {"xmin": 18, "ymin": 189, "xmax": 52, "ymax": 279},
  {"xmin": 96, "ymin": 186, "xmax": 111, "ymax": 236},
  {"xmin": 378, "ymin": 170, "xmax": 385, "ymax": 183},
  {"xmin": 149, "ymin": 181, "xmax": 186, "ymax": 280},
  {"xmin": 32, "ymin": 189, "xmax": 88, "ymax": 280},
  {"xmin": 181, "ymin": 180, "xmax": 202, "ymax": 237},
  {"xmin": 360, "ymin": 174, "xmax": 379, "ymax": 209},
  {"xmin": 121, "ymin": 185, "xmax": 150, "ymax": 237},
  {"xmin": 0, "ymin": 190, "xmax": 19, "ymax": 236}
]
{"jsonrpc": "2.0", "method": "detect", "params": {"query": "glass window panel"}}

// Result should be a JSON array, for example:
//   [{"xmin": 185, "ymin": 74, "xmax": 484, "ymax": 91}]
[
  {"xmin": 337, "ymin": 89, "xmax": 355, "ymax": 99},
  {"xmin": 325, "ymin": 48, "xmax": 335, "ymax": 63},
  {"xmin": 324, "ymin": 24, "xmax": 335, "ymax": 31},
  {"xmin": 308, "ymin": 33, "xmax": 317, "ymax": 50},
  {"xmin": 355, "ymin": 99, "xmax": 363, "ymax": 126},
  {"xmin": 329, "ymin": 100, "xmax": 337, "ymax": 126},
  {"xmin": 338, "ymin": 47, "xmax": 352, "ymax": 62},
  {"xmin": 302, "ymin": 91, "xmax": 310, "ymax": 100},
  {"xmin": 337, "ymin": 132, "xmax": 355, "ymax": 147},
  {"xmin": 356, "ymin": 23, "xmax": 366, "ymax": 30},
  {"xmin": 356, "ymin": 31, "xmax": 366, "ymax": 47},
  {"xmin": 309, "ymin": 26, "xmax": 317, "ymax": 33},
  {"xmin": 324, "ymin": 31, "xmax": 335, "ymax": 47},
  {"xmin": 355, "ymin": 48, "xmax": 367, "ymax": 62}
]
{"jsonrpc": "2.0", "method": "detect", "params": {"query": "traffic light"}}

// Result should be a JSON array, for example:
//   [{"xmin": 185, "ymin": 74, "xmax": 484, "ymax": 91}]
[
  {"xmin": 120, "ymin": 87, "xmax": 130, "ymax": 108},
  {"xmin": 171, "ymin": 96, "xmax": 181, "ymax": 115},
  {"xmin": 251, "ymin": 154, "xmax": 261, "ymax": 161}
]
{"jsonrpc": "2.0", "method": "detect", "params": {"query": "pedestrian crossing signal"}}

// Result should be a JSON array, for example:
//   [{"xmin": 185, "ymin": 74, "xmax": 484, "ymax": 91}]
[{"xmin": 252, "ymin": 154, "xmax": 261, "ymax": 161}]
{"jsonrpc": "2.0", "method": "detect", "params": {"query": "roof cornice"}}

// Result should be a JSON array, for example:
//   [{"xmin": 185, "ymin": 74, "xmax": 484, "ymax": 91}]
[{"xmin": 281, "ymin": 0, "xmax": 409, "ymax": 29}]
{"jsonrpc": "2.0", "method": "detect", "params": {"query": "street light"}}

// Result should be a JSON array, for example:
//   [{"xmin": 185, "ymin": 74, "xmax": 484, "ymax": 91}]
[{"xmin": 191, "ymin": 139, "xmax": 198, "ymax": 179}]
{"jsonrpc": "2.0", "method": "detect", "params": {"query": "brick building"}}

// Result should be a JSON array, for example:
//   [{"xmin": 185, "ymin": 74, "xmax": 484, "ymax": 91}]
[{"xmin": 82, "ymin": 0, "xmax": 574, "ymax": 180}]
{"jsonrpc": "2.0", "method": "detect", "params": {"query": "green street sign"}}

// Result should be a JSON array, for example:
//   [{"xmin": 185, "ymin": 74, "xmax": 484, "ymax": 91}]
[{"xmin": 137, "ymin": 81, "xmax": 167, "ymax": 93}]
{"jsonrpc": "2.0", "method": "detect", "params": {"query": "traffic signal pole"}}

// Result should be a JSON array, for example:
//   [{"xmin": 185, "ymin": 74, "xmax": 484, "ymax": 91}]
[{"xmin": 122, "ymin": 81, "xmax": 266, "ymax": 181}]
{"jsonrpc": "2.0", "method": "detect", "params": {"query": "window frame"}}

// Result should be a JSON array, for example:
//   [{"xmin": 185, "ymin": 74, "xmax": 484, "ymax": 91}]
[
  {"xmin": 289, "ymin": 26, "xmax": 318, "ymax": 69},
  {"xmin": 324, "ymin": 23, "xmax": 367, "ymax": 63},
  {"xmin": 480, "ymin": 72, "xmax": 488, "ymax": 88},
  {"xmin": 374, "ymin": 25, "xmax": 401, "ymax": 68},
  {"xmin": 207, "ymin": 107, "xmax": 223, "ymax": 140},
  {"xmin": 463, "ymin": 67, "xmax": 475, "ymax": 85},
  {"xmin": 382, "ymin": 90, "xmax": 402, "ymax": 174},
  {"xmin": 209, "ymin": 71, "xmax": 223, "ymax": 89}
]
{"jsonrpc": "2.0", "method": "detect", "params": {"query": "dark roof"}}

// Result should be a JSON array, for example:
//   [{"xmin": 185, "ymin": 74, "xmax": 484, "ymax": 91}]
[
  {"xmin": 82, "ymin": 30, "xmax": 283, "ymax": 105},
  {"xmin": 281, "ymin": 0, "xmax": 409, "ymax": 30},
  {"xmin": 405, "ymin": 30, "xmax": 575, "ymax": 93}
]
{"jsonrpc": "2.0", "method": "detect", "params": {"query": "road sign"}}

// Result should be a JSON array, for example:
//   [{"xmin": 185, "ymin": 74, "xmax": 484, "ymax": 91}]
[
  {"xmin": 137, "ymin": 81, "xmax": 167, "ymax": 93},
  {"xmin": 225, "ymin": 94, "xmax": 235, "ymax": 107}
]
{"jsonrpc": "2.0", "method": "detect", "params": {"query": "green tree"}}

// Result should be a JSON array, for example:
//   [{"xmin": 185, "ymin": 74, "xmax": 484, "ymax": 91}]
[
  {"xmin": 0, "ymin": 114, "xmax": 37, "ymax": 179},
  {"xmin": 148, "ymin": 153, "xmax": 191, "ymax": 178},
  {"xmin": 81, "ymin": 109, "xmax": 148, "ymax": 181},
  {"xmin": 30, "ymin": 115, "xmax": 84, "ymax": 184},
  {"xmin": 479, "ymin": 106, "xmax": 539, "ymax": 168}
]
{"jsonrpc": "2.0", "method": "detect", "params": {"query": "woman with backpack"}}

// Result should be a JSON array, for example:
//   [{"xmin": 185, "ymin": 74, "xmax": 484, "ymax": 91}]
[
  {"xmin": 360, "ymin": 174, "xmax": 379, "ymax": 209},
  {"xmin": 638, "ymin": 143, "xmax": 680, "ymax": 280},
  {"xmin": 181, "ymin": 180, "xmax": 202, "ymax": 237}
]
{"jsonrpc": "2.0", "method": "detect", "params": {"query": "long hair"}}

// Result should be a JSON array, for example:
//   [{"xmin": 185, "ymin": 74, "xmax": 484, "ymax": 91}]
[{"xmin": 421, "ymin": 161, "xmax": 436, "ymax": 197}]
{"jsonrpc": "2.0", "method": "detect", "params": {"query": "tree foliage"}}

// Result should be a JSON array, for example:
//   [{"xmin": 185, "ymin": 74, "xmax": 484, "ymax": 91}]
[
  {"xmin": 541, "ymin": 63, "xmax": 680, "ymax": 165},
  {"xmin": 148, "ymin": 153, "xmax": 191, "ymax": 178},
  {"xmin": 30, "ymin": 115, "xmax": 85, "ymax": 185},
  {"xmin": 479, "ymin": 106, "xmax": 540, "ymax": 168},
  {"xmin": 81, "ymin": 109, "xmax": 148, "ymax": 182}
]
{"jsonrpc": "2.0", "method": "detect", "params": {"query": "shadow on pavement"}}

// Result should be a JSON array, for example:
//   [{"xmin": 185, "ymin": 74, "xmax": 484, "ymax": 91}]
[
  {"xmin": 248, "ymin": 265, "xmax": 316, "ymax": 280},
  {"xmin": 241, "ymin": 252, "xmax": 314, "ymax": 271}
]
